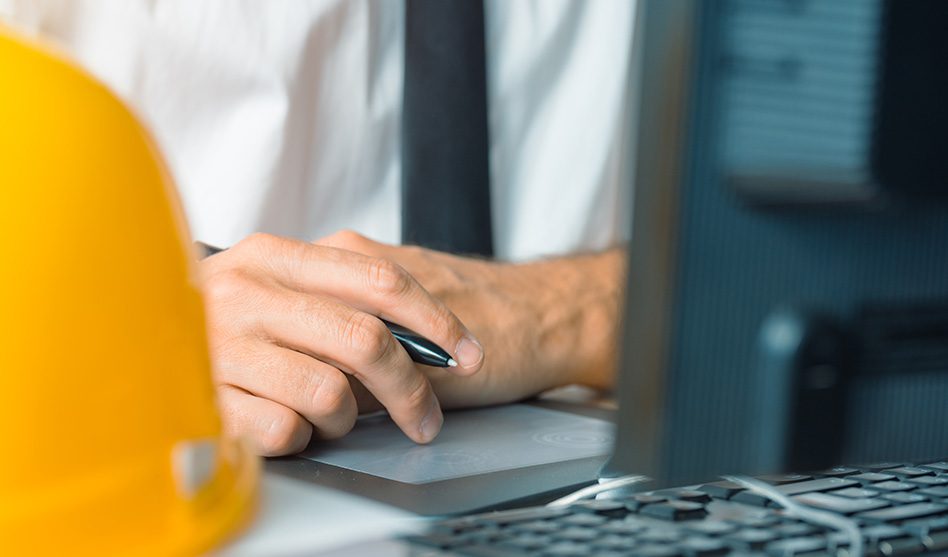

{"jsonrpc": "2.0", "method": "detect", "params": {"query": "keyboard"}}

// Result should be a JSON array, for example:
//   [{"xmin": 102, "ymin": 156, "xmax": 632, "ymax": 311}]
[{"xmin": 403, "ymin": 461, "xmax": 948, "ymax": 556}]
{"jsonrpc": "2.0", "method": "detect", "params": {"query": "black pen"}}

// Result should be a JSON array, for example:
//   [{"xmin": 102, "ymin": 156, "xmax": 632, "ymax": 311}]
[{"xmin": 383, "ymin": 320, "xmax": 457, "ymax": 368}]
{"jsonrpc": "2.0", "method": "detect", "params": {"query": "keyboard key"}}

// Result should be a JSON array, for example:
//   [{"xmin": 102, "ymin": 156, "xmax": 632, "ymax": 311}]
[
  {"xmin": 856, "ymin": 502, "xmax": 948, "ymax": 523},
  {"xmin": 457, "ymin": 545, "xmax": 531, "ymax": 557},
  {"xmin": 730, "ymin": 491, "xmax": 775, "ymax": 507},
  {"xmin": 482, "ymin": 506, "xmax": 569, "ymax": 525},
  {"xmin": 882, "ymin": 492, "xmax": 928, "ymax": 505},
  {"xmin": 862, "ymin": 524, "xmax": 907, "ymax": 543},
  {"xmin": 831, "ymin": 487, "xmax": 880, "ymax": 498},
  {"xmin": 466, "ymin": 528, "xmax": 508, "ymax": 544},
  {"xmin": 857, "ymin": 463, "xmax": 905, "ymax": 472},
  {"xmin": 861, "ymin": 524, "xmax": 924, "ymax": 555},
  {"xmin": 907, "ymin": 475, "xmax": 948, "ymax": 487},
  {"xmin": 514, "ymin": 520, "xmax": 560, "ymax": 535},
  {"xmin": 778, "ymin": 477, "xmax": 859, "ymax": 496},
  {"xmin": 592, "ymin": 534, "xmax": 634, "ymax": 550},
  {"xmin": 634, "ymin": 544, "xmax": 684, "ymax": 557},
  {"xmin": 884, "ymin": 466, "xmax": 935, "ymax": 478},
  {"xmin": 684, "ymin": 520, "xmax": 739, "ymax": 536},
  {"xmin": 925, "ymin": 531, "xmax": 948, "ymax": 552},
  {"xmin": 554, "ymin": 527, "xmax": 598, "ymax": 542},
  {"xmin": 818, "ymin": 466, "xmax": 860, "ymax": 477},
  {"xmin": 848, "ymin": 472, "xmax": 896, "ymax": 484},
  {"xmin": 921, "ymin": 462, "xmax": 948, "ymax": 473},
  {"xmin": 877, "ymin": 537, "xmax": 925, "ymax": 555},
  {"xmin": 625, "ymin": 494, "xmax": 667, "ymax": 511},
  {"xmin": 871, "ymin": 481, "xmax": 916, "ymax": 492},
  {"xmin": 600, "ymin": 518, "xmax": 648, "ymax": 536},
  {"xmin": 725, "ymin": 528, "xmax": 779, "ymax": 550},
  {"xmin": 638, "ymin": 529, "xmax": 680, "ymax": 544},
  {"xmin": 773, "ymin": 522, "xmax": 820, "ymax": 538},
  {"xmin": 731, "ymin": 478, "xmax": 851, "ymax": 509},
  {"xmin": 730, "ymin": 515, "xmax": 780, "ymax": 529},
  {"xmin": 764, "ymin": 535, "xmax": 826, "ymax": 556},
  {"xmin": 498, "ymin": 534, "xmax": 553, "ymax": 551},
  {"xmin": 639, "ymin": 500, "xmax": 708, "ymax": 521},
  {"xmin": 698, "ymin": 480, "xmax": 745, "ymax": 500},
  {"xmin": 791, "ymin": 492, "xmax": 890, "ymax": 514},
  {"xmin": 678, "ymin": 537, "xmax": 728, "ymax": 556},
  {"xmin": 826, "ymin": 530, "xmax": 856, "ymax": 550},
  {"xmin": 534, "ymin": 541, "xmax": 588, "ymax": 556},
  {"xmin": 902, "ymin": 516, "xmax": 948, "ymax": 536},
  {"xmin": 653, "ymin": 488, "xmax": 713, "ymax": 504},
  {"xmin": 919, "ymin": 486, "xmax": 948, "ymax": 498},
  {"xmin": 754, "ymin": 473, "xmax": 813, "ymax": 485},
  {"xmin": 835, "ymin": 532, "xmax": 925, "ymax": 557},
  {"xmin": 558, "ymin": 513, "xmax": 608, "ymax": 527},
  {"xmin": 573, "ymin": 499, "xmax": 629, "ymax": 517}
]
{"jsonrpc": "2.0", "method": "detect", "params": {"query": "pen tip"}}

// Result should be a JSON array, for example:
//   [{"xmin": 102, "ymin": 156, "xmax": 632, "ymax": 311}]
[{"xmin": 447, "ymin": 358, "xmax": 458, "ymax": 368}]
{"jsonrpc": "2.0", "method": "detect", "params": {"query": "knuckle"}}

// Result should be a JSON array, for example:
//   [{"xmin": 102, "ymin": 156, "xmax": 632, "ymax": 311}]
[
  {"xmin": 240, "ymin": 232, "xmax": 277, "ymax": 250},
  {"xmin": 429, "ymin": 302, "xmax": 459, "ymax": 333},
  {"xmin": 289, "ymin": 294, "xmax": 323, "ymax": 331},
  {"xmin": 366, "ymin": 257, "xmax": 412, "ymax": 298},
  {"xmin": 307, "ymin": 372, "xmax": 351, "ymax": 419},
  {"xmin": 204, "ymin": 267, "xmax": 255, "ymax": 303},
  {"xmin": 317, "ymin": 405, "xmax": 358, "ymax": 440},
  {"xmin": 260, "ymin": 409, "xmax": 309, "ymax": 456},
  {"xmin": 238, "ymin": 232, "xmax": 292, "ymax": 259},
  {"xmin": 318, "ymin": 421, "xmax": 355, "ymax": 440},
  {"xmin": 334, "ymin": 229, "xmax": 366, "ymax": 246},
  {"xmin": 404, "ymin": 376, "xmax": 433, "ymax": 415},
  {"xmin": 217, "ymin": 389, "xmax": 243, "ymax": 431},
  {"xmin": 341, "ymin": 312, "xmax": 393, "ymax": 367},
  {"xmin": 206, "ymin": 337, "xmax": 247, "ymax": 377}
]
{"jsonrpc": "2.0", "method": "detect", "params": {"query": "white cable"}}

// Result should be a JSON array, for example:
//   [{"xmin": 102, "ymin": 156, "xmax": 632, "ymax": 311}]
[
  {"xmin": 546, "ymin": 472, "xmax": 863, "ymax": 556},
  {"xmin": 546, "ymin": 474, "xmax": 651, "ymax": 508},
  {"xmin": 723, "ymin": 475, "xmax": 864, "ymax": 557}
]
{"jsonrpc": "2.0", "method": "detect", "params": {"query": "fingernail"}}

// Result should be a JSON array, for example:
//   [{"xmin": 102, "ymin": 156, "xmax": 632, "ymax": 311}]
[
  {"xmin": 455, "ymin": 335, "xmax": 484, "ymax": 370},
  {"xmin": 419, "ymin": 400, "xmax": 443, "ymax": 442}
]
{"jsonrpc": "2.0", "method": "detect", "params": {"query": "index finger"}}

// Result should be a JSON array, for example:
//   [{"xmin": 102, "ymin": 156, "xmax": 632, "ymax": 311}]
[
  {"xmin": 235, "ymin": 233, "xmax": 484, "ymax": 373},
  {"xmin": 259, "ymin": 292, "xmax": 444, "ymax": 444}
]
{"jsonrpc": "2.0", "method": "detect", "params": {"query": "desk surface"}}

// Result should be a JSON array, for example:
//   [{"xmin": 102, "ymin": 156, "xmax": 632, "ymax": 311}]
[{"xmin": 220, "ymin": 472, "xmax": 418, "ymax": 556}]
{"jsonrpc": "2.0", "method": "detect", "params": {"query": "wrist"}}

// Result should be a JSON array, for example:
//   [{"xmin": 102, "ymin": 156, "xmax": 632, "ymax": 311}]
[{"xmin": 520, "ymin": 248, "xmax": 626, "ymax": 391}]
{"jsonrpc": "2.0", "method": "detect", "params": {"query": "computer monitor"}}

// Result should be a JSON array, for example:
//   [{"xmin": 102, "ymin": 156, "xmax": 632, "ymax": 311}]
[{"xmin": 609, "ymin": 0, "xmax": 948, "ymax": 487}]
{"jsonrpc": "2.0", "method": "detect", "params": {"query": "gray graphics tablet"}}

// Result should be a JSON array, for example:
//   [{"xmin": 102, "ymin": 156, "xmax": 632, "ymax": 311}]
[{"xmin": 267, "ymin": 402, "xmax": 614, "ymax": 516}]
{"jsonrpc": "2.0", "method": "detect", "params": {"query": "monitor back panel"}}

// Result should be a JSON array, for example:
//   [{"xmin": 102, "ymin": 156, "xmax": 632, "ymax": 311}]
[{"xmin": 611, "ymin": 0, "xmax": 948, "ymax": 486}]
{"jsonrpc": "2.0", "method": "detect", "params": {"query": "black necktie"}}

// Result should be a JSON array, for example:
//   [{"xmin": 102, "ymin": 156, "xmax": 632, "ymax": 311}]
[{"xmin": 402, "ymin": 0, "xmax": 493, "ymax": 257}]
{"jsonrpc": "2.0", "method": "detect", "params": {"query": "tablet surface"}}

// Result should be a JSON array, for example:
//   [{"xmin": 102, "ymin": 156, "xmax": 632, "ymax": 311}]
[
  {"xmin": 267, "ymin": 403, "xmax": 615, "ymax": 515},
  {"xmin": 299, "ymin": 404, "xmax": 613, "ymax": 484}
]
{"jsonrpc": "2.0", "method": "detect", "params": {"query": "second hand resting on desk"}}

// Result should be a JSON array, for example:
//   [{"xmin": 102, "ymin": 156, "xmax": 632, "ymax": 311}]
[{"xmin": 195, "ymin": 242, "xmax": 457, "ymax": 369}]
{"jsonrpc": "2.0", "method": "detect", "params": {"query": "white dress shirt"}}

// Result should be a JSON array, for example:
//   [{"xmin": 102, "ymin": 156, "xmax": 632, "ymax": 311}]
[{"xmin": 1, "ymin": 0, "xmax": 636, "ymax": 262}]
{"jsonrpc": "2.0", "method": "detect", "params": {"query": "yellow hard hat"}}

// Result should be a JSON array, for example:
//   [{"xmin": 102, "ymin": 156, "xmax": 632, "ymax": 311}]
[{"xmin": 0, "ymin": 28, "xmax": 258, "ymax": 555}]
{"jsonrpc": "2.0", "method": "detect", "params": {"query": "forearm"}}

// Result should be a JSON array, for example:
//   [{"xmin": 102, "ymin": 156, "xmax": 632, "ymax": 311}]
[{"xmin": 516, "ymin": 247, "xmax": 627, "ymax": 391}]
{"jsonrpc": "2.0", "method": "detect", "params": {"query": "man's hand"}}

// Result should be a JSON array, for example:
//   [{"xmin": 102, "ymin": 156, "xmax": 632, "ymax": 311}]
[
  {"xmin": 199, "ymin": 233, "xmax": 484, "ymax": 456},
  {"xmin": 318, "ymin": 231, "xmax": 626, "ymax": 410}
]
